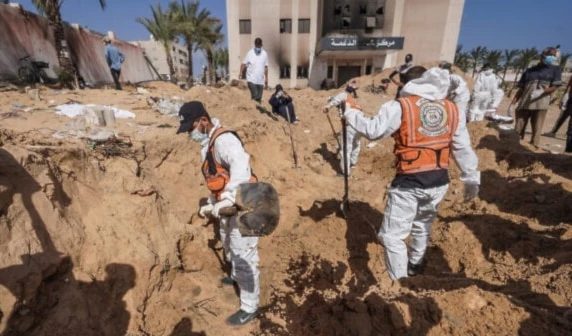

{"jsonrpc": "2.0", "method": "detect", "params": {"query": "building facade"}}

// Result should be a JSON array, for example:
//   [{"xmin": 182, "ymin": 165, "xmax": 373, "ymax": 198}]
[
  {"xmin": 131, "ymin": 36, "xmax": 190, "ymax": 81},
  {"xmin": 226, "ymin": 0, "xmax": 465, "ymax": 89}
]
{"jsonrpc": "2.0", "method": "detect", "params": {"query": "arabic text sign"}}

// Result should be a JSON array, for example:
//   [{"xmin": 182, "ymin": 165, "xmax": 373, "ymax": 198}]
[{"xmin": 321, "ymin": 37, "xmax": 404, "ymax": 51}]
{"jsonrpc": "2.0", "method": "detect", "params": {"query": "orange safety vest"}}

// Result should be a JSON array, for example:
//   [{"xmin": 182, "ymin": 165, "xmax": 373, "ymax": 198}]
[
  {"xmin": 344, "ymin": 95, "xmax": 362, "ymax": 111},
  {"xmin": 393, "ymin": 96, "xmax": 459, "ymax": 175},
  {"xmin": 201, "ymin": 127, "xmax": 257, "ymax": 201}
]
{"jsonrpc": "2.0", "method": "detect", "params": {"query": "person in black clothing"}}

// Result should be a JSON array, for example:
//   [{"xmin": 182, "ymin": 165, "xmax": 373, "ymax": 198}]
[
  {"xmin": 268, "ymin": 84, "xmax": 298, "ymax": 124},
  {"xmin": 389, "ymin": 53, "xmax": 414, "ymax": 99}
]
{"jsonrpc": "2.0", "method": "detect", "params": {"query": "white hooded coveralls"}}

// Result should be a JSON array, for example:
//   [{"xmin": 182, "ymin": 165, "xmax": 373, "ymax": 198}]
[
  {"xmin": 201, "ymin": 118, "xmax": 259, "ymax": 313},
  {"xmin": 469, "ymin": 69, "xmax": 504, "ymax": 121},
  {"xmin": 326, "ymin": 92, "xmax": 362, "ymax": 173},
  {"xmin": 343, "ymin": 68, "xmax": 480, "ymax": 280},
  {"xmin": 447, "ymin": 73, "xmax": 471, "ymax": 117}
]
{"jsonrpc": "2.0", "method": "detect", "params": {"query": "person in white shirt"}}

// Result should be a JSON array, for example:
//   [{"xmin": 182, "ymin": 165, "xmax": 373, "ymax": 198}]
[
  {"xmin": 342, "ymin": 67, "xmax": 480, "ymax": 280},
  {"xmin": 240, "ymin": 38, "xmax": 269, "ymax": 104}
]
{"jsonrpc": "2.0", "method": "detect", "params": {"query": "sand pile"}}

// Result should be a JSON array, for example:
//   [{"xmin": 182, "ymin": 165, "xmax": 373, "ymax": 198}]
[{"xmin": 0, "ymin": 79, "xmax": 570, "ymax": 335}]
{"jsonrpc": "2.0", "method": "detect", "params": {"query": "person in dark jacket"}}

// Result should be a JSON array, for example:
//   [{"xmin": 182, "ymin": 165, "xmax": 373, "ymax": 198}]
[{"xmin": 269, "ymin": 84, "xmax": 298, "ymax": 124}]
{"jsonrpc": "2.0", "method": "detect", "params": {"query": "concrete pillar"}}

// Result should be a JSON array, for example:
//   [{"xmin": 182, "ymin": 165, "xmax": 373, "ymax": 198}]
[{"xmin": 290, "ymin": 0, "xmax": 300, "ymax": 88}]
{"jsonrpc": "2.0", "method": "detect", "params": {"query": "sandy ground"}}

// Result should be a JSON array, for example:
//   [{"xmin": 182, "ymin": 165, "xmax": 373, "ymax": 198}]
[{"xmin": 0, "ymin": 75, "xmax": 571, "ymax": 336}]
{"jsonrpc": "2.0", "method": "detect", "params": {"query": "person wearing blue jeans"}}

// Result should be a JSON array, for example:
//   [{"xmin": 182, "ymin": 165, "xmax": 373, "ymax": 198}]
[{"xmin": 268, "ymin": 84, "xmax": 298, "ymax": 124}]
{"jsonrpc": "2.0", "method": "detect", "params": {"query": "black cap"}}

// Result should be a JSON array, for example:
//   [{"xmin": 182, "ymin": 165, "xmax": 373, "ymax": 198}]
[{"xmin": 176, "ymin": 101, "xmax": 209, "ymax": 134}]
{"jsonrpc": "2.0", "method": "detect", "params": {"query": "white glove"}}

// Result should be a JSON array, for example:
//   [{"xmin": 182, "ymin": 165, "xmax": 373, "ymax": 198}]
[
  {"xmin": 276, "ymin": 91, "xmax": 283, "ymax": 98},
  {"xmin": 198, "ymin": 204, "xmax": 214, "ymax": 218},
  {"xmin": 212, "ymin": 199, "xmax": 234, "ymax": 218},
  {"xmin": 464, "ymin": 184, "xmax": 479, "ymax": 202},
  {"xmin": 530, "ymin": 89, "xmax": 544, "ymax": 100}
]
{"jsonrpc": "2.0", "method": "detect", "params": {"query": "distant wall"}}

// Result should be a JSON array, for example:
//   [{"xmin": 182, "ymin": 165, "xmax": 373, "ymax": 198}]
[{"xmin": 0, "ymin": 4, "xmax": 157, "ymax": 84}]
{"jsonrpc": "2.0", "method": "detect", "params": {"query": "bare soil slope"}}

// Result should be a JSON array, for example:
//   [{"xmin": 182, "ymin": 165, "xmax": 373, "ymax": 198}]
[{"xmin": 0, "ymin": 81, "xmax": 570, "ymax": 335}]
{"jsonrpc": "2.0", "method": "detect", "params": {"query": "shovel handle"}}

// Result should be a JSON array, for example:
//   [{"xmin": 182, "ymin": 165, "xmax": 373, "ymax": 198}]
[{"xmin": 205, "ymin": 206, "xmax": 238, "ymax": 217}]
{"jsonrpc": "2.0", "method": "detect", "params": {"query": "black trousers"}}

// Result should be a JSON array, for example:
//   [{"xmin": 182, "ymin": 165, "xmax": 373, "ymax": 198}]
[
  {"xmin": 549, "ymin": 107, "xmax": 571, "ymax": 134},
  {"xmin": 110, "ymin": 68, "xmax": 122, "ymax": 90}
]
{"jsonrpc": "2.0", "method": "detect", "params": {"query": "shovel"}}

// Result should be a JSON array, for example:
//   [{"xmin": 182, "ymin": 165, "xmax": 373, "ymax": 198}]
[
  {"xmin": 325, "ymin": 111, "xmax": 342, "ymax": 154},
  {"xmin": 201, "ymin": 182, "xmax": 280, "ymax": 237},
  {"xmin": 340, "ymin": 103, "xmax": 350, "ymax": 219}
]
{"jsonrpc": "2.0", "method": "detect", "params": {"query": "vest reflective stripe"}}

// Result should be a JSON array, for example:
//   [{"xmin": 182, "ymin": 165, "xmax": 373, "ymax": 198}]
[
  {"xmin": 393, "ymin": 96, "xmax": 458, "ymax": 174},
  {"xmin": 201, "ymin": 127, "xmax": 257, "ymax": 201}
]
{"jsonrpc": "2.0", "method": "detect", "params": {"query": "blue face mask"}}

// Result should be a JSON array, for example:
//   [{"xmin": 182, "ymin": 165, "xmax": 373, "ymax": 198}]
[
  {"xmin": 254, "ymin": 47, "xmax": 261, "ymax": 55},
  {"xmin": 544, "ymin": 55, "xmax": 556, "ymax": 65}
]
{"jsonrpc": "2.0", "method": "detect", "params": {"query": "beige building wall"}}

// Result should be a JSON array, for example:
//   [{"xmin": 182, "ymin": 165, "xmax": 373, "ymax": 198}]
[
  {"xmin": 133, "ymin": 38, "xmax": 189, "ymax": 80},
  {"xmin": 395, "ymin": 0, "xmax": 465, "ymax": 65},
  {"xmin": 227, "ymin": 0, "xmax": 465, "ymax": 89}
]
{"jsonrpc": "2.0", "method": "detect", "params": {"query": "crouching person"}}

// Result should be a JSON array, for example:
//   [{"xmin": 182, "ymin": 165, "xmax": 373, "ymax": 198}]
[
  {"xmin": 269, "ymin": 84, "xmax": 299, "ymax": 124},
  {"xmin": 176, "ymin": 101, "xmax": 259, "ymax": 326},
  {"xmin": 342, "ymin": 67, "xmax": 480, "ymax": 279}
]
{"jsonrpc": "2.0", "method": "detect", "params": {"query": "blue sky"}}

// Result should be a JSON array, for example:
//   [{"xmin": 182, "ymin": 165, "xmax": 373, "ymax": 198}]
[{"xmin": 14, "ymin": 0, "xmax": 572, "ymax": 74}]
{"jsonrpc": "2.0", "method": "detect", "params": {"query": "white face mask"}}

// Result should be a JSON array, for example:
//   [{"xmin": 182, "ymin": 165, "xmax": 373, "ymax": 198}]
[{"xmin": 189, "ymin": 122, "xmax": 208, "ymax": 143}]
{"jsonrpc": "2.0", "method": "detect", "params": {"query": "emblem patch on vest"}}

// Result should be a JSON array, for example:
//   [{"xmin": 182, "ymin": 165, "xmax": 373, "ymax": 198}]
[{"xmin": 418, "ymin": 102, "xmax": 448, "ymax": 137}]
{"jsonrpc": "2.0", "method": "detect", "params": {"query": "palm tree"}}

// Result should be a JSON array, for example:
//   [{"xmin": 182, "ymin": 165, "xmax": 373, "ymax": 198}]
[
  {"xmin": 32, "ymin": 0, "xmax": 106, "ymax": 79},
  {"xmin": 196, "ymin": 20, "xmax": 224, "ymax": 85},
  {"xmin": 501, "ymin": 49, "xmax": 521, "ymax": 83},
  {"xmin": 214, "ymin": 47, "xmax": 229, "ymax": 79},
  {"xmin": 469, "ymin": 46, "xmax": 488, "ymax": 77},
  {"xmin": 559, "ymin": 53, "xmax": 571, "ymax": 71},
  {"xmin": 137, "ymin": 3, "xmax": 177, "ymax": 77},
  {"xmin": 454, "ymin": 44, "xmax": 463, "ymax": 64},
  {"xmin": 169, "ymin": 0, "xmax": 215, "ymax": 84},
  {"xmin": 484, "ymin": 49, "xmax": 502, "ymax": 72},
  {"xmin": 454, "ymin": 51, "xmax": 471, "ymax": 73}
]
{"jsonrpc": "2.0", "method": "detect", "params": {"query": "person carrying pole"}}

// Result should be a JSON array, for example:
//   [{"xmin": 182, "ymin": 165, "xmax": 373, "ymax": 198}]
[
  {"xmin": 341, "ymin": 66, "xmax": 480, "ymax": 280},
  {"xmin": 323, "ymin": 85, "xmax": 363, "ymax": 177}
]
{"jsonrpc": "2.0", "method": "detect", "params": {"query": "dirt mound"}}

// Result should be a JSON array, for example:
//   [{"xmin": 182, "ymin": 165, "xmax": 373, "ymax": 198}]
[{"xmin": 0, "ymin": 82, "xmax": 570, "ymax": 335}]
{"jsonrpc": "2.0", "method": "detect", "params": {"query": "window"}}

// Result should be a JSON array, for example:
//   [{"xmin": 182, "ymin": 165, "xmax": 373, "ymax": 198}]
[
  {"xmin": 366, "ymin": 65, "xmax": 372, "ymax": 75},
  {"xmin": 298, "ymin": 19, "xmax": 310, "ymax": 34},
  {"xmin": 280, "ymin": 19, "xmax": 292, "ymax": 34},
  {"xmin": 239, "ymin": 20, "xmax": 251, "ymax": 34},
  {"xmin": 327, "ymin": 66, "xmax": 333, "ymax": 79},
  {"xmin": 297, "ymin": 66, "xmax": 308, "ymax": 79},
  {"xmin": 280, "ymin": 65, "xmax": 291, "ymax": 79}
]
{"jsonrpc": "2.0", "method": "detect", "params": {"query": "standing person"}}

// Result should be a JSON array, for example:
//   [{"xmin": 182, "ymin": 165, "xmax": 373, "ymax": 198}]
[
  {"xmin": 510, "ymin": 47, "xmax": 562, "ymax": 147},
  {"xmin": 342, "ymin": 66, "xmax": 480, "ymax": 280},
  {"xmin": 389, "ymin": 53, "xmax": 414, "ymax": 99},
  {"xmin": 268, "ymin": 84, "xmax": 299, "ymax": 124},
  {"xmin": 468, "ymin": 63, "xmax": 505, "ymax": 122},
  {"xmin": 543, "ymin": 76, "xmax": 572, "ymax": 138},
  {"xmin": 176, "ymin": 101, "xmax": 260, "ymax": 326},
  {"xmin": 323, "ymin": 85, "xmax": 363, "ymax": 176},
  {"xmin": 240, "ymin": 37, "xmax": 268, "ymax": 104},
  {"xmin": 439, "ymin": 61, "xmax": 471, "ymax": 119},
  {"xmin": 565, "ymin": 96, "xmax": 572, "ymax": 153},
  {"xmin": 103, "ymin": 36, "xmax": 125, "ymax": 90}
]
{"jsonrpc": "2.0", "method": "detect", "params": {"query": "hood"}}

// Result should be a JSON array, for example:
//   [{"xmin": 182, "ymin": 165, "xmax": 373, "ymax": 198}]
[
  {"xmin": 200, "ymin": 118, "xmax": 221, "ymax": 147},
  {"xmin": 400, "ymin": 67, "xmax": 450, "ymax": 101},
  {"xmin": 275, "ymin": 84, "xmax": 283, "ymax": 92},
  {"xmin": 483, "ymin": 69, "xmax": 494, "ymax": 76}
]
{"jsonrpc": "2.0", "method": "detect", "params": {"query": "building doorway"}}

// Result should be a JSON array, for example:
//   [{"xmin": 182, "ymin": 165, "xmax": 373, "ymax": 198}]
[{"xmin": 337, "ymin": 66, "xmax": 361, "ymax": 87}]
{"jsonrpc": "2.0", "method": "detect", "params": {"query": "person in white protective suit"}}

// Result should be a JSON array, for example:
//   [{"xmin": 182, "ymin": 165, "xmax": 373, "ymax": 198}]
[
  {"xmin": 342, "ymin": 66, "xmax": 480, "ymax": 280},
  {"xmin": 176, "ymin": 101, "xmax": 260, "ymax": 326},
  {"xmin": 469, "ymin": 63, "xmax": 505, "ymax": 122},
  {"xmin": 323, "ymin": 85, "xmax": 362, "ymax": 176},
  {"xmin": 438, "ymin": 61, "xmax": 471, "ymax": 118}
]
